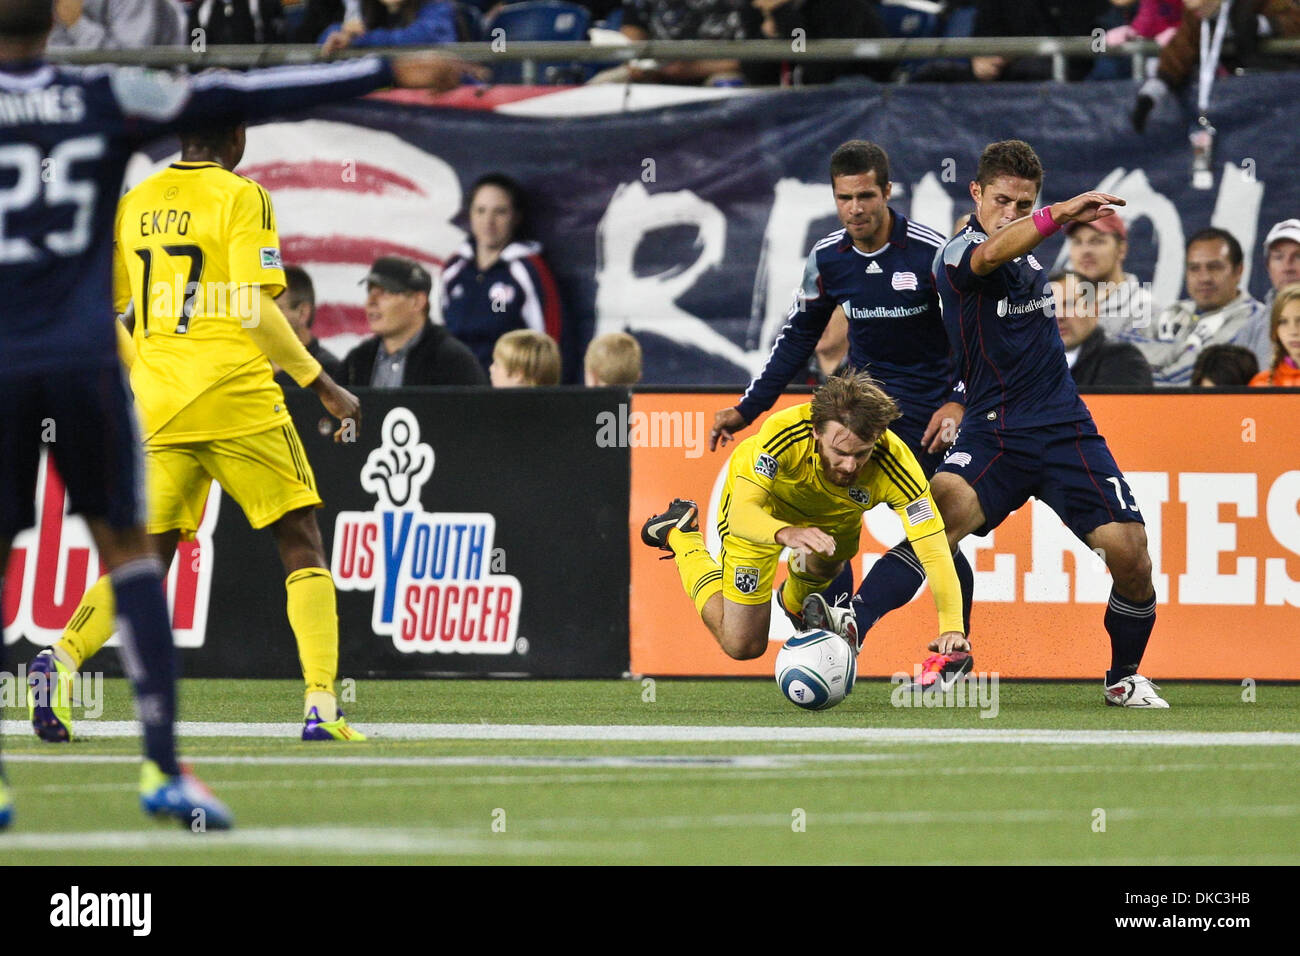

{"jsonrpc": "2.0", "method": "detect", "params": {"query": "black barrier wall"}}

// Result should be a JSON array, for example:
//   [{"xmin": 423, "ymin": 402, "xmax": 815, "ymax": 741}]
[
  {"xmin": 4, "ymin": 388, "xmax": 631, "ymax": 679},
  {"xmin": 202, "ymin": 387, "xmax": 632, "ymax": 678}
]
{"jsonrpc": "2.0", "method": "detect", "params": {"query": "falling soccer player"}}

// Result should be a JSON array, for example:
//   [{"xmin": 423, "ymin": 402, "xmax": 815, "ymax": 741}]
[{"xmin": 642, "ymin": 372, "xmax": 966, "ymax": 665}]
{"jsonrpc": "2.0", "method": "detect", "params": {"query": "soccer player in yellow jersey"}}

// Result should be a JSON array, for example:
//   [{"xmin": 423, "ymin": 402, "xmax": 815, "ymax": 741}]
[
  {"xmin": 642, "ymin": 372, "xmax": 968, "ymax": 668},
  {"xmin": 28, "ymin": 124, "xmax": 364, "ymax": 742}
]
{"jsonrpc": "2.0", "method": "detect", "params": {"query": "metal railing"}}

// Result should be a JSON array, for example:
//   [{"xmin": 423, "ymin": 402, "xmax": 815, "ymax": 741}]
[{"xmin": 42, "ymin": 36, "xmax": 1300, "ymax": 84}]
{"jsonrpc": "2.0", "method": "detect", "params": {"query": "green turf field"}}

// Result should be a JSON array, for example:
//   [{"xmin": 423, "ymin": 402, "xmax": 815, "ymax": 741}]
[{"xmin": 2, "ymin": 679, "xmax": 1298, "ymax": 864}]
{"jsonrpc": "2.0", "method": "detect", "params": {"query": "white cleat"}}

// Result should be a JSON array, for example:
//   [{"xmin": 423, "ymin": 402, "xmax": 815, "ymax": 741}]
[
  {"xmin": 801, "ymin": 593, "xmax": 860, "ymax": 655},
  {"xmin": 1104, "ymin": 674, "xmax": 1169, "ymax": 708}
]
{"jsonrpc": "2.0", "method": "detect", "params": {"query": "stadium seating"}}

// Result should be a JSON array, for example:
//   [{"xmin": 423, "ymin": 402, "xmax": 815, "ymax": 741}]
[
  {"xmin": 484, "ymin": 2, "xmax": 592, "ymax": 84},
  {"xmin": 879, "ymin": 0, "xmax": 944, "ymax": 40}
]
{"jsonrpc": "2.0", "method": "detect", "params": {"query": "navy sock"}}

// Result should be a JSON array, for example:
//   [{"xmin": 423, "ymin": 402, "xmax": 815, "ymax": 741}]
[
  {"xmin": 954, "ymin": 548, "xmax": 974, "ymax": 635},
  {"xmin": 853, "ymin": 542, "xmax": 975, "ymax": 640},
  {"xmin": 112, "ymin": 557, "xmax": 180, "ymax": 777},
  {"xmin": 1104, "ymin": 588, "xmax": 1156, "ymax": 686},
  {"xmin": 824, "ymin": 562, "xmax": 855, "ymax": 606},
  {"xmin": 852, "ymin": 542, "xmax": 926, "ymax": 638}
]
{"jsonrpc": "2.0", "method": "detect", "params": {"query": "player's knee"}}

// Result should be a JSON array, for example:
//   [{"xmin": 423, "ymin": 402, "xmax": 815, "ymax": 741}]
[
  {"xmin": 719, "ymin": 626, "xmax": 768, "ymax": 661},
  {"xmin": 1108, "ymin": 534, "xmax": 1153, "ymax": 596}
]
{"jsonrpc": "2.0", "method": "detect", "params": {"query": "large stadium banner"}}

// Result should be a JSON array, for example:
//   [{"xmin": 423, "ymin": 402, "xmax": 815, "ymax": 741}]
[
  {"xmin": 630, "ymin": 392, "xmax": 1300, "ymax": 680},
  {"xmin": 124, "ymin": 75, "xmax": 1300, "ymax": 384},
  {"xmin": 4, "ymin": 390, "xmax": 631, "ymax": 679}
]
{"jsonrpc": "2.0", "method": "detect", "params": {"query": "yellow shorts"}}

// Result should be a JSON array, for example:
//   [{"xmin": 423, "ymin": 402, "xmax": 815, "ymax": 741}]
[
  {"xmin": 718, "ymin": 462, "xmax": 861, "ymax": 606},
  {"xmin": 145, "ymin": 423, "xmax": 321, "ymax": 538}
]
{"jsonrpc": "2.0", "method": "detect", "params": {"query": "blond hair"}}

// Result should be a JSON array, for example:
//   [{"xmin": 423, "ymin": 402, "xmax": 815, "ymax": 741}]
[
  {"xmin": 809, "ymin": 369, "xmax": 901, "ymax": 443},
  {"xmin": 1267, "ymin": 283, "xmax": 1300, "ymax": 381},
  {"xmin": 585, "ymin": 332, "xmax": 642, "ymax": 385},
  {"xmin": 493, "ymin": 329, "xmax": 561, "ymax": 386}
]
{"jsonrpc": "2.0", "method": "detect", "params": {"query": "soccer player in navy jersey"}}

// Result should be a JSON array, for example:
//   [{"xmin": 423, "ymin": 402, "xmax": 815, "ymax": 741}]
[
  {"xmin": 710, "ymin": 140, "xmax": 976, "ymax": 684},
  {"xmin": 926, "ymin": 139, "xmax": 1165, "ymax": 707},
  {"xmin": 0, "ymin": 0, "xmax": 477, "ymax": 830}
]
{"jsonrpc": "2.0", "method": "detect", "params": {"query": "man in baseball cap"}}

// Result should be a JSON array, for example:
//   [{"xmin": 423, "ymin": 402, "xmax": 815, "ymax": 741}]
[
  {"xmin": 340, "ymin": 255, "xmax": 485, "ymax": 388},
  {"xmin": 1065, "ymin": 214, "xmax": 1153, "ymax": 337},
  {"xmin": 1264, "ymin": 220, "xmax": 1300, "ymax": 306}
]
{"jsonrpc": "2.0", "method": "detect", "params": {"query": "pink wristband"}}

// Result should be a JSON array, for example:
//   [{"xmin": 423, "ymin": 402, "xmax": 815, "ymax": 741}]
[{"xmin": 1033, "ymin": 206, "xmax": 1061, "ymax": 237}]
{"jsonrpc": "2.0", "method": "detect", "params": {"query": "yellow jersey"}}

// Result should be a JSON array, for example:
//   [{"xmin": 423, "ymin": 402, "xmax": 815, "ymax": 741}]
[
  {"xmin": 113, "ymin": 161, "xmax": 291, "ymax": 445},
  {"xmin": 730, "ymin": 402, "xmax": 947, "ymax": 543}
]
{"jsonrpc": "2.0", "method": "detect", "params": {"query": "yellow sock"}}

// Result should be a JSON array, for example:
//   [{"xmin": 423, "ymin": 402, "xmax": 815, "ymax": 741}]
[
  {"xmin": 668, "ymin": 529, "xmax": 723, "ymax": 616},
  {"xmin": 779, "ymin": 562, "xmax": 833, "ymax": 619},
  {"xmin": 285, "ymin": 568, "xmax": 338, "ymax": 717},
  {"xmin": 57, "ymin": 574, "xmax": 117, "ymax": 670}
]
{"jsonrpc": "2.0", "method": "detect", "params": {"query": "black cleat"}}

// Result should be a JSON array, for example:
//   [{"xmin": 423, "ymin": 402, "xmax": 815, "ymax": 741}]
[{"xmin": 641, "ymin": 498, "xmax": 699, "ymax": 553}]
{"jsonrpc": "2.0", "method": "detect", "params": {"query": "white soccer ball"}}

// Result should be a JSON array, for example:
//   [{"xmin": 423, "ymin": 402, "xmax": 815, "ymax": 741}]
[{"xmin": 775, "ymin": 628, "xmax": 856, "ymax": 711}]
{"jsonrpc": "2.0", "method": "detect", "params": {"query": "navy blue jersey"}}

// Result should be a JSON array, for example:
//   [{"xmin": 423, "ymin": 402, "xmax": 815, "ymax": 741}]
[
  {"xmin": 0, "ymin": 57, "xmax": 394, "ymax": 377},
  {"xmin": 737, "ymin": 209, "xmax": 959, "ymax": 441},
  {"xmin": 933, "ymin": 222, "xmax": 1090, "ymax": 429}
]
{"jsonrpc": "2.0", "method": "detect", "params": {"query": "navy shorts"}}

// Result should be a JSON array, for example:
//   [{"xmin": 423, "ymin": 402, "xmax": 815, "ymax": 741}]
[
  {"xmin": 936, "ymin": 417, "xmax": 1144, "ymax": 541},
  {"xmin": 0, "ymin": 364, "xmax": 143, "ymax": 539}
]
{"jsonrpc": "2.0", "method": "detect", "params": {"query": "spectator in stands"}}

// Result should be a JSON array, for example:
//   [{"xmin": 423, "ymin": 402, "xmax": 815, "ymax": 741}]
[
  {"xmin": 273, "ymin": 266, "xmax": 343, "ymax": 390},
  {"xmin": 341, "ymin": 256, "xmax": 487, "ymax": 387},
  {"xmin": 1250, "ymin": 283, "xmax": 1300, "ymax": 387},
  {"xmin": 585, "ymin": 332, "xmax": 643, "ymax": 386},
  {"xmin": 1189, "ymin": 344, "xmax": 1258, "ymax": 387},
  {"xmin": 490, "ymin": 329, "xmax": 562, "ymax": 387},
  {"xmin": 1133, "ymin": 0, "xmax": 1300, "ymax": 132},
  {"xmin": 47, "ymin": 0, "xmax": 186, "ymax": 47},
  {"xmin": 319, "ymin": 0, "xmax": 457, "ymax": 52},
  {"xmin": 741, "ymin": 0, "xmax": 892, "ymax": 85},
  {"xmin": 969, "ymin": 0, "xmax": 1112, "ymax": 82},
  {"xmin": 186, "ymin": 0, "xmax": 284, "ymax": 44},
  {"xmin": 613, "ymin": 0, "xmax": 752, "ymax": 85},
  {"xmin": 1124, "ymin": 228, "xmax": 1268, "ymax": 386},
  {"xmin": 1263, "ymin": 219, "xmax": 1300, "ymax": 311},
  {"xmin": 1065, "ymin": 215, "xmax": 1155, "ymax": 337},
  {"xmin": 440, "ymin": 173, "xmax": 564, "ymax": 375},
  {"xmin": 1105, "ymin": 0, "xmax": 1182, "ymax": 49},
  {"xmin": 1051, "ymin": 272, "xmax": 1153, "ymax": 388}
]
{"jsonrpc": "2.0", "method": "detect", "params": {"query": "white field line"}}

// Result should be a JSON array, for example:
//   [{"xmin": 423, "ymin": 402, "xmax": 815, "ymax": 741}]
[
  {"xmin": 3, "ymin": 720, "xmax": 1300, "ymax": 746},
  {"xmin": 18, "ymin": 761, "xmax": 1294, "ymax": 796},
  {"xmin": 0, "ymin": 826, "xmax": 643, "ymax": 857}
]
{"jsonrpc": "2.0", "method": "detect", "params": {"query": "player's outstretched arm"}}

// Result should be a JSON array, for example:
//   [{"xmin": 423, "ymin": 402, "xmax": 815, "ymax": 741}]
[
  {"xmin": 710, "ymin": 407, "xmax": 749, "ymax": 451},
  {"xmin": 389, "ymin": 52, "xmax": 489, "ymax": 90},
  {"xmin": 774, "ymin": 526, "xmax": 836, "ymax": 559},
  {"xmin": 971, "ymin": 192, "xmax": 1125, "ymax": 276}
]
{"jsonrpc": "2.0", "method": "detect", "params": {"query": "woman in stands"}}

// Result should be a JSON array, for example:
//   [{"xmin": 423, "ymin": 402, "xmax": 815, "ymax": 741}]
[
  {"xmin": 439, "ymin": 173, "xmax": 566, "ymax": 378},
  {"xmin": 1250, "ymin": 283, "xmax": 1300, "ymax": 387},
  {"xmin": 306, "ymin": 0, "xmax": 458, "ymax": 50}
]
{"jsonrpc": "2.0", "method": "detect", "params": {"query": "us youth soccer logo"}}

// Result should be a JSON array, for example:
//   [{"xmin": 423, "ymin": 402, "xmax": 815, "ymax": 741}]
[
  {"xmin": 734, "ymin": 566, "xmax": 760, "ymax": 594},
  {"xmin": 330, "ymin": 408, "xmax": 523, "ymax": 655}
]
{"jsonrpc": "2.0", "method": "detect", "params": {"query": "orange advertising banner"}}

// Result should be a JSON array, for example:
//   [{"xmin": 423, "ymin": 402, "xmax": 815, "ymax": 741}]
[{"xmin": 630, "ymin": 392, "xmax": 1300, "ymax": 679}]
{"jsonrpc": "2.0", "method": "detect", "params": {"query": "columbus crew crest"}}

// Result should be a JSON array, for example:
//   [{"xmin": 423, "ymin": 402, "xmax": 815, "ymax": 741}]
[
  {"xmin": 734, "ymin": 566, "xmax": 760, "ymax": 594},
  {"xmin": 848, "ymin": 487, "xmax": 870, "ymax": 506}
]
